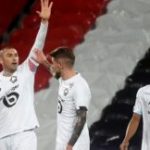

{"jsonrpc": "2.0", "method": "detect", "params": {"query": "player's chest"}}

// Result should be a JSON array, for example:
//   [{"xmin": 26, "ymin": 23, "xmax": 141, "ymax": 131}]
[
  {"xmin": 58, "ymin": 83, "xmax": 75, "ymax": 114},
  {"xmin": 58, "ymin": 82, "xmax": 74, "ymax": 100},
  {"xmin": 0, "ymin": 74, "xmax": 24, "ymax": 96}
]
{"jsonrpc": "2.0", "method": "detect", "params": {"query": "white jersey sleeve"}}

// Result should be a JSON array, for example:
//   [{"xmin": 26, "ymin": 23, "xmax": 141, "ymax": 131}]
[
  {"xmin": 133, "ymin": 89, "xmax": 143, "ymax": 115},
  {"xmin": 73, "ymin": 79, "xmax": 91, "ymax": 110},
  {"xmin": 22, "ymin": 22, "xmax": 48, "ymax": 71}
]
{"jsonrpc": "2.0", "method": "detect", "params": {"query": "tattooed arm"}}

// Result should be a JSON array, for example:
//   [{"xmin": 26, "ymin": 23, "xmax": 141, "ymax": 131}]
[{"xmin": 66, "ymin": 107, "xmax": 87, "ymax": 150}]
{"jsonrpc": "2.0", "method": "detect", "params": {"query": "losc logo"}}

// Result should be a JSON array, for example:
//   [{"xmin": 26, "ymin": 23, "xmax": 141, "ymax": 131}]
[{"xmin": 10, "ymin": 76, "xmax": 17, "ymax": 83}]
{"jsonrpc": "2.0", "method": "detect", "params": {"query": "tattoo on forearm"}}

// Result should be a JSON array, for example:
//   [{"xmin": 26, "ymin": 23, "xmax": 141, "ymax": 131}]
[{"xmin": 68, "ymin": 106, "xmax": 87, "ymax": 146}]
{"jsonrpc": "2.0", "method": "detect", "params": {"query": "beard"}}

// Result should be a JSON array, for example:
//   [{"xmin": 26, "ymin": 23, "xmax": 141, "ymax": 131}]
[
  {"xmin": 50, "ymin": 67, "xmax": 61, "ymax": 80},
  {"xmin": 54, "ymin": 71, "xmax": 61, "ymax": 80}
]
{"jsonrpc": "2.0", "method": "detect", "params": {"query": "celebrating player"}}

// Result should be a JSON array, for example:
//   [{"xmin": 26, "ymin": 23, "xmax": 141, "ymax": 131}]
[
  {"xmin": 35, "ymin": 47, "xmax": 91, "ymax": 150},
  {"xmin": 0, "ymin": 0, "xmax": 52, "ymax": 149}
]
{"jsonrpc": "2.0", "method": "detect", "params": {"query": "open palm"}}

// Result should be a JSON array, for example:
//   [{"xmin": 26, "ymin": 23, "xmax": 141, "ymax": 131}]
[{"xmin": 37, "ymin": 0, "xmax": 53, "ymax": 20}]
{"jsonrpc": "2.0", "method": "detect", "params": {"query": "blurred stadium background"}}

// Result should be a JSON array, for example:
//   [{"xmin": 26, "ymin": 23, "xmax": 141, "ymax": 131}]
[{"xmin": 1, "ymin": 0, "xmax": 150, "ymax": 149}]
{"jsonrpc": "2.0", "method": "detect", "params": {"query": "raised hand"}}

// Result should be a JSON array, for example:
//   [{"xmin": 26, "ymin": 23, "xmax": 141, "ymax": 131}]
[{"xmin": 36, "ymin": 0, "xmax": 53, "ymax": 21}]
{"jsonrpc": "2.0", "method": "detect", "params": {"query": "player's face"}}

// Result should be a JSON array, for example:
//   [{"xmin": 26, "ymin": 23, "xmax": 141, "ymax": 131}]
[
  {"xmin": 0, "ymin": 48, "xmax": 19, "ymax": 73},
  {"xmin": 51, "ymin": 57, "xmax": 62, "ymax": 79}
]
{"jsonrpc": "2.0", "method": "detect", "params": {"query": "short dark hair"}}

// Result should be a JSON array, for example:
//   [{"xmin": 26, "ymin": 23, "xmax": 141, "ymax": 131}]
[
  {"xmin": 50, "ymin": 47, "xmax": 75, "ymax": 66},
  {"xmin": 0, "ymin": 46, "xmax": 17, "ymax": 57},
  {"xmin": 1, "ymin": 45, "xmax": 15, "ymax": 51}
]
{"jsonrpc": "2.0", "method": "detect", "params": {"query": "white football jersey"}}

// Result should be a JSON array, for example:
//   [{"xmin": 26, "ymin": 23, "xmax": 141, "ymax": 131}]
[
  {"xmin": 56, "ymin": 73, "xmax": 91, "ymax": 150},
  {"xmin": 133, "ymin": 85, "xmax": 150, "ymax": 150},
  {"xmin": 0, "ymin": 22, "xmax": 48, "ymax": 139}
]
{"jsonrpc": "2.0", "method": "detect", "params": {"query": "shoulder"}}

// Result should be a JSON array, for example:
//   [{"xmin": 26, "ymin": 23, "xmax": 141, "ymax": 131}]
[
  {"xmin": 18, "ymin": 59, "xmax": 36, "ymax": 73},
  {"xmin": 73, "ymin": 74, "xmax": 91, "ymax": 96},
  {"xmin": 137, "ymin": 85, "xmax": 150, "ymax": 97},
  {"xmin": 74, "ymin": 74, "xmax": 89, "ymax": 87}
]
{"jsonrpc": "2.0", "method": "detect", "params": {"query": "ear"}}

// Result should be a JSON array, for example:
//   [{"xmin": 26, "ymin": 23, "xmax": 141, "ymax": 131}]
[
  {"xmin": 58, "ymin": 59, "xmax": 64, "ymax": 69},
  {"xmin": 0, "ymin": 51, "xmax": 3, "ymax": 64},
  {"xmin": 0, "ymin": 55, "xmax": 4, "ymax": 65},
  {"xmin": 0, "ymin": 58, "xmax": 3, "ymax": 65}
]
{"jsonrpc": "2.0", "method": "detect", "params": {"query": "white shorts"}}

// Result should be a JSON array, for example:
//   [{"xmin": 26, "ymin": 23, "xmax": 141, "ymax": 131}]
[{"xmin": 0, "ymin": 130, "xmax": 37, "ymax": 150}]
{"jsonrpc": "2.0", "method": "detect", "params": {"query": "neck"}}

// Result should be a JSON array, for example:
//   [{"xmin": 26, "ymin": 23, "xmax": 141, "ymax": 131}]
[
  {"xmin": 61, "ymin": 68, "xmax": 77, "ymax": 80},
  {"xmin": 2, "ymin": 70, "xmax": 14, "ymax": 77}
]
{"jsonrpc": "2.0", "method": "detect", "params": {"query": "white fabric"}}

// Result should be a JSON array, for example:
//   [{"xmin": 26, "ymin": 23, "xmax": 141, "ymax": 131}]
[
  {"xmin": 29, "ymin": 22, "xmax": 48, "ymax": 63},
  {"xmin": 0, "ymin": 59, "xmax": 38, "ymax": 139},
  {"xmin": 133, "ymin": 90, "xmax": 143, "ymax": 115},
  {"xmin": 0, "ymin": 21, "xmax": 48, "ymax": 142},
  {"xmin": 56, "ymin": 73, "xmax": 91, "ymax": 150},
  {"xmin": 35, "ymin": 0, "xmax": 150, "ymax": 149},
  {"xmin": 0, "ymin": 131, "xmax": 37, "ymax": 150},
  {"xmin": 133, "ymin": 85, "xmax": 150, "ymax": 150}
]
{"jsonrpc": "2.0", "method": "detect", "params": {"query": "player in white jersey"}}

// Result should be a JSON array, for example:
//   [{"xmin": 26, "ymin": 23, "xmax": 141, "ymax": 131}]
[
  {"xmin": 35, "ymin": 47, "xmax": 91, "ymax": 150},
  {"xmin": 0, "ymin": 0, "xmax": 53, "ymax": 149},
  {"xmin": 120, "ymin": 85, "xmax": 150, "ymax": 150}
]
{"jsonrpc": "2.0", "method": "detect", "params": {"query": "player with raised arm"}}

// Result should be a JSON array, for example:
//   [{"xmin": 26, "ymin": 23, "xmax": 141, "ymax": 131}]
[
  {"xmin": 0, "ymin": 0, "xmax": 52, "ymax": 149},
  {"xmin": 35, "ymin": 47, "xmax": 91, "ymax": 150}
]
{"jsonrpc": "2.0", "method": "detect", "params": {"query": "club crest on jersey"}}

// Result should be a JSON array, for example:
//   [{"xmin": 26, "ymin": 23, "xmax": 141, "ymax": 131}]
[
  {"xmin": 64, "ymin": 88, "xmax": 69, "ymax": 96},
  {"xmin": 10, "ymin": 76, "xmax": 17, "ymax": 83},
  {"xmin": 69, "ymin": 83, "xmax": 74, "ymax": 88}
]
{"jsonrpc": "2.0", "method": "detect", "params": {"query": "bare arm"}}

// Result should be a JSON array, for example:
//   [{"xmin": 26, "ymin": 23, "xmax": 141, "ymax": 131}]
[
  {"xmin": 34, "ymin": 51, "xmax": 52, "ymax": 72},
  {"xmin": 66, "ymin": 107, "xmax": 87, "ymax": 150},
  {"xmin": 120, "ymin": 113, "xmax": 141, "ymax": 150}
]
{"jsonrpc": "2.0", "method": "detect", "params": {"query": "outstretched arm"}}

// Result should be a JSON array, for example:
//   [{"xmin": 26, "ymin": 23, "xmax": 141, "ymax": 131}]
[
  {"xmin": 28, "ymin": 0, "xmax": 53, "ymax": 65},
  {"xmin": 120, "ymin": 113, "xmax": 141, "ymax": 150}
]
